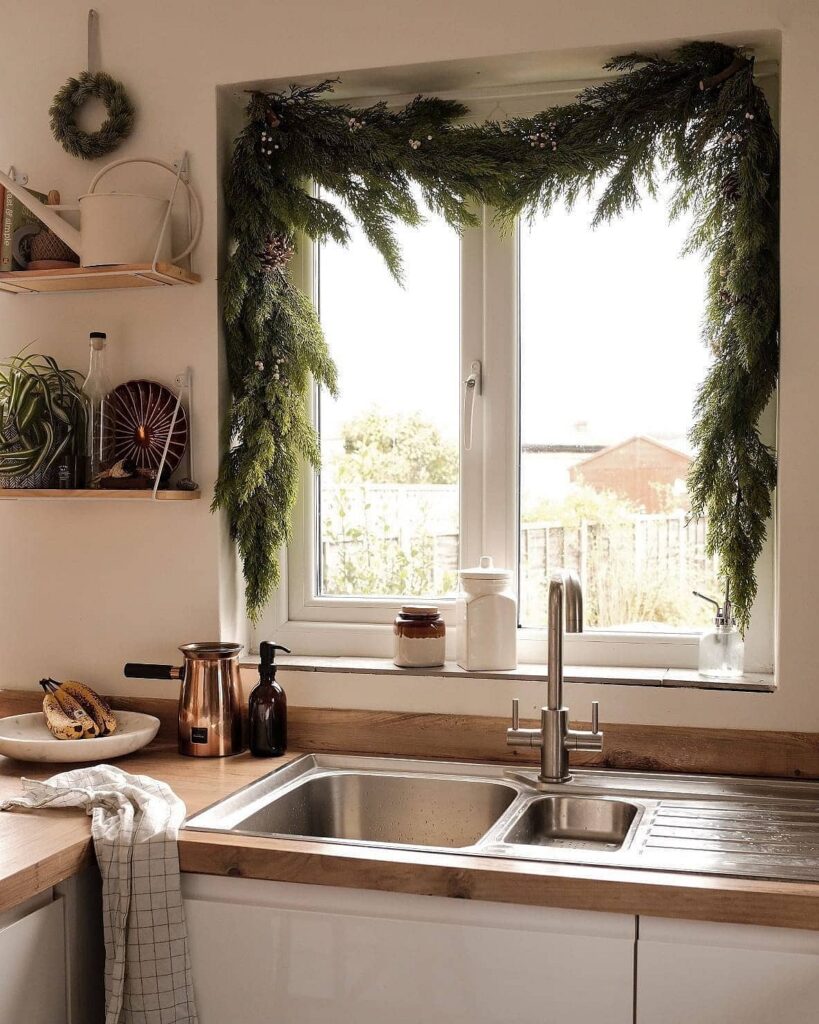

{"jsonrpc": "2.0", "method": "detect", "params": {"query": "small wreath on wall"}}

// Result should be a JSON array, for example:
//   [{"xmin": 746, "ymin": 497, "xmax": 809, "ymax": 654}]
[{"xmin": 49, "ymin": 70, "xmax": 136, "ymax": 160}]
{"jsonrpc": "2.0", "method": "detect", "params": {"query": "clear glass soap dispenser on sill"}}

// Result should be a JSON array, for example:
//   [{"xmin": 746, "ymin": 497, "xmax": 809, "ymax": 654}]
[{"xmin": 693, "ymin": 585, "xmax": 744, "ymax": 678}]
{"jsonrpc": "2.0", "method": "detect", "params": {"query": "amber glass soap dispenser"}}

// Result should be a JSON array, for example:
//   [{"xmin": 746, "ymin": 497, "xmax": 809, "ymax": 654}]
[{"xmin": 248, "ymin": 641, "xmax": 291, "ymax": 757}]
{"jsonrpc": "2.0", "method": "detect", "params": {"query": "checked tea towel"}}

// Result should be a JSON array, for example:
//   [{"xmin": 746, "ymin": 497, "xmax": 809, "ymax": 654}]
[{"xmin": 1, "ymin": 764, "xmax": 198, "ymax": 1024}]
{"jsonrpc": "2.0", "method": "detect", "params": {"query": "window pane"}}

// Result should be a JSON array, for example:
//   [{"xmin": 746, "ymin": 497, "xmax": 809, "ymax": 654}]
[
  {"xmin": 318, "ymin": 201, "xmax": 460, "ymax": 599},
  {"xmin": 519, "ymin": 182, "xmax": 721, "ymax": 632}
]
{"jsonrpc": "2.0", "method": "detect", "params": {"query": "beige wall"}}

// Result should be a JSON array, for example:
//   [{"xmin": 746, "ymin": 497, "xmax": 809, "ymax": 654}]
[{"xmin": 0, "ymin": 0, "xmax": 816, "ymax": 731}]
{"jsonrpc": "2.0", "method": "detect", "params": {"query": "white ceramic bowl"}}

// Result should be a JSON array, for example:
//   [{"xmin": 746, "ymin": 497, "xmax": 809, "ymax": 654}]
[{"xmin": 0, "ymin": 711, "xmax": 160, "ymax": 763}]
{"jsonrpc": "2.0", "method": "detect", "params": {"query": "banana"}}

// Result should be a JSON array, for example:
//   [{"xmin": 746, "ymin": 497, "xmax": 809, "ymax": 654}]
[
  {"xmin": 39, "ymin": 679, "xmax": 99, "ymax": 737},
  {"xmin": 42, "ymin": 691, "xmax": 84, "ymax": 740},
  {"xmin": 59, "ymin": 681, "xmax": 117, "ymax": 736}
]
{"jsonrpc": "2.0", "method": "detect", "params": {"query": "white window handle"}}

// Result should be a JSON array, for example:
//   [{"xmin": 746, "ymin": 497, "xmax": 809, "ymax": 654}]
[{"xmin": 462, "ymin": 360, "xmax": 482, "ymax": 452}]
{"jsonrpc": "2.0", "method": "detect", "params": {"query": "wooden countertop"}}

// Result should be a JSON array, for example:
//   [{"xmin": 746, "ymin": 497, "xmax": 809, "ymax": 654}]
[{"xmin": 2, "ymin": 693, "xmax": 819, "ymax": 929}]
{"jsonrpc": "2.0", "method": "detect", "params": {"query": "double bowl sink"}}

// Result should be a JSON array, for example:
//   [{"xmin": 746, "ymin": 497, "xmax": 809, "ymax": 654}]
[{"xmin": 185, "ymin": 754, "xmax": 819, "ymax": 883}]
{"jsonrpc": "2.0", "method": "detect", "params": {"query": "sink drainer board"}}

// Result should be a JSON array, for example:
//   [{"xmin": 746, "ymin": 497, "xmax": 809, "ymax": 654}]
[{"xmin": 184, "ymin": 754, "xmax": 819, "ymax": 884}]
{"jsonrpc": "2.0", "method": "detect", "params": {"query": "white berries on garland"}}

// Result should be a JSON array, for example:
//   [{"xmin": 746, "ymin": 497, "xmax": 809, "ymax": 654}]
[
  {"xmin": 526, "ymin": 122, "xmax": 559, "ymax": 151},
  {"xmin": 260, "ymin": 129, "xmax": 280, "ymax": 157}
]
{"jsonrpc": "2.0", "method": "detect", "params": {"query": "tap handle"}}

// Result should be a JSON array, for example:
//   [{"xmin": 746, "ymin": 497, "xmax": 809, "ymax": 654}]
[
  {"xmin": 591, "ymin": 700, "xmax": 600, "ymax": 734},
  {"xmin": 511, "ymin": 698, "xmax": 519, "ymax": 731}
]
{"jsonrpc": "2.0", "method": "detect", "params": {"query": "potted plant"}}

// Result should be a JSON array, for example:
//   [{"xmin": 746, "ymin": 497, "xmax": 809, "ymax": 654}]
[{"xmin": 0, "ymin": 350, "xmax": 87, "ymax": 488}]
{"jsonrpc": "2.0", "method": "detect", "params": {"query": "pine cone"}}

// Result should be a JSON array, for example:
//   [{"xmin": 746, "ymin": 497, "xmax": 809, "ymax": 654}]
[
  {"xmin": 259, "ymin": 234, "xmax": 294, "ymax": 273},
  {"xmin": 721, "ymin": 172, "xmax": 740, "ymax": 202}
]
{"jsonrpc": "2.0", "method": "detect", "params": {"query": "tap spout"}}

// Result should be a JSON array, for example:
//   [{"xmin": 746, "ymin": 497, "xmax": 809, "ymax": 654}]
[{"xmin": 547, "ymin": 570, "xmax": 583, "ymax": 710}]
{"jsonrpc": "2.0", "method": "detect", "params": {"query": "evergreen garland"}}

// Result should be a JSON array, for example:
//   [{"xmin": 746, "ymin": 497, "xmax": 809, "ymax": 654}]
[
  {"xmin": 217, "ymin": 42, "xmax": 778, "ymax": 630},
  {"xmin": 49, "ymin": 71, "xmax": 136, "ymax": 160}
]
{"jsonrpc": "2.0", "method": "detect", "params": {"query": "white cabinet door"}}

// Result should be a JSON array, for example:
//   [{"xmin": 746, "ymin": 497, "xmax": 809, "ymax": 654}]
[
  {"xmin": 637, "ymin": 916, "xmax": 819, "ymax": 1024},
  {"xmin": 184, "ymin": 875, "xmax": 635, "ymax": 1024},
  {"xmin": 0, "ymin": 895, "xmax": 67, "ymax": 1024},
  {"xmin": 56, "ymin": 867, "xmax": 106, "ymax": 1024}
]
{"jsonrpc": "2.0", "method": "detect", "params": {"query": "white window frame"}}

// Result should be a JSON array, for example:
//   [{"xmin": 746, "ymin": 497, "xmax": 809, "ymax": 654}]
[{"xmin": 256, "ymin": 80, "xmax": 777, "ymax": 676}]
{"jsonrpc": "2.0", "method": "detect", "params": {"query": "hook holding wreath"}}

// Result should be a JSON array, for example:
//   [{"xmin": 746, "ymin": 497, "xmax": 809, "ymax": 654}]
[{"xmin": 49, "ymin": 11, "xmax": 136, "ymax": 160}]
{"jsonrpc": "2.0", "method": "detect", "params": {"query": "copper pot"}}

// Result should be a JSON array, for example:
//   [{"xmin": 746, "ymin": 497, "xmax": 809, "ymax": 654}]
[{"xmin": 124, "ymin": 642, "xmax": 244, "ymax": 757}]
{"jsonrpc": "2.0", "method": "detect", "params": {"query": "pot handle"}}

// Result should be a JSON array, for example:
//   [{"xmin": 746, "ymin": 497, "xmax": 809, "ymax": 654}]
[
  {"xmin": 124, "ymin": 663, "xmax": 183, "ymax": 681},
  {"xmin": 87, "ymin": 157, "xmax": 202, "ymax": 262}
]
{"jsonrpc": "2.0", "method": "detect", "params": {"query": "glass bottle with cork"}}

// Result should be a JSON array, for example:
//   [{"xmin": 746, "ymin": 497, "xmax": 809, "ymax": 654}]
[{"xmin": 81, "ymin": 331, "xmax": 115, "ymax": 487}]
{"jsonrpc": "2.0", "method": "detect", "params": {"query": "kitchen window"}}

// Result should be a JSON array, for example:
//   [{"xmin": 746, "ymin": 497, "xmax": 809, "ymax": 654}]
[{"xmin": 261, "ymin": 88, "xmax": 776, "ymax": 676}]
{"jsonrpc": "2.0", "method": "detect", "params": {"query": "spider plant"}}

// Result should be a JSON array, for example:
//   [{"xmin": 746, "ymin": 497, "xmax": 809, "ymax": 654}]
[{"xmin": 0, "ymin": 350, "xmax": 87, "ymax": 484}]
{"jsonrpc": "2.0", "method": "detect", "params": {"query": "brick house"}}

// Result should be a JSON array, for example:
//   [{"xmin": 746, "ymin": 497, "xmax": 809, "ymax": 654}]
[{"xmin": 569, "ymin": 435, "xmax": 691, "ymax": 513}]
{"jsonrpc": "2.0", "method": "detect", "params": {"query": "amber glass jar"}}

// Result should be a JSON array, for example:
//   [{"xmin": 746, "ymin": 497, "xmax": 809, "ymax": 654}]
[{"xmin": 393, "ymin": 605, "xmax": 446, "ymax": 668}]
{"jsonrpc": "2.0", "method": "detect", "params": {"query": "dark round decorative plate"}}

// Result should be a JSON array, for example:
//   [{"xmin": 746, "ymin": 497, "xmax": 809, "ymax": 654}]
[{"xmin": 110, "ymin": 380, "xmax": 188, "ymax": 474}]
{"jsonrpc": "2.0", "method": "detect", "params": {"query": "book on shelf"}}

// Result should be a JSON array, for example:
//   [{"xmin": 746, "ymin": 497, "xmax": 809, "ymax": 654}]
[{"xmin": 0, "ymin": 185, "xmax": 48, "ymax": 272}]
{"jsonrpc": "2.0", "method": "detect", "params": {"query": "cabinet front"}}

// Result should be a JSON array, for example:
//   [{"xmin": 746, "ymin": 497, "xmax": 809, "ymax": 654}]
[
  {"xmin": 184, "ymin": 876, "xmax": 635, "ymax": 1024},
  {"xmin": 637, "ymin": 917, "xmax": 819, "ymax": 1024},
  {"xmin": 0, "ymin": 896, "xmax": 67, "ymax": 1024}
]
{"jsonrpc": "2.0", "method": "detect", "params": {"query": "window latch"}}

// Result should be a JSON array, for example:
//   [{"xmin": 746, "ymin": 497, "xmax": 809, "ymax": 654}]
[{"xmin": 463, "ymin": 360, "xmax": 482, "ymax": 452}]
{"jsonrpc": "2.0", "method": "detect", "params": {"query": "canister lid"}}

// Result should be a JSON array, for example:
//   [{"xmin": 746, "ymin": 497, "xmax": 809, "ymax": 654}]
[
  {"xmin": 458, "ymin": 555, "xmax": 513, "ymax": 581},
  {"xmin": 400, "ymin": 605, "xmax": 440, "ymax": 618}
]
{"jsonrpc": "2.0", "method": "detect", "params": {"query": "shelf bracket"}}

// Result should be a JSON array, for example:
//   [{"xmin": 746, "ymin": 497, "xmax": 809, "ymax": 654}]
[
  {"xmin": 152, "ymin": 369, "xmax": 193, "ymax": 500},
  {"xmin": 5, "ymin": 165, "xmax": 28, "ymax": 186}
]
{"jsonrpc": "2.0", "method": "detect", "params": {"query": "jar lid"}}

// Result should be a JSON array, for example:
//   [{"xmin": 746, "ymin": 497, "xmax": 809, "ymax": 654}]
[
  {"xmin": 400, "ymin": 605, "xmax": 439, "ymax": 618},
  {"xmin": 458, "ymin": 555, "xmax": 513, "ymax": 581}
]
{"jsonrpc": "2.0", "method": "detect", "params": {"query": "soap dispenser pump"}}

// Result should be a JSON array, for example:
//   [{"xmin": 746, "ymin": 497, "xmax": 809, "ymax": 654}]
[
  {"xmin": 693, "ymin": 585, "xmax": 744, "ymax": 678},
  {"xmin": 248, "ymin": 641, "xmax": 291, "ymax": 757}
]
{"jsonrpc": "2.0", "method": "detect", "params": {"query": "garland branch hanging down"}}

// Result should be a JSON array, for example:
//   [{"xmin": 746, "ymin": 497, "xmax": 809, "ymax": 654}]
[
  {"xmin": 214, "ymin": 82, "xmax": 497, "ymax": 619},
  {"xmin": 216, "ymin": 42, "xmax": 778, "ymax": 630}
]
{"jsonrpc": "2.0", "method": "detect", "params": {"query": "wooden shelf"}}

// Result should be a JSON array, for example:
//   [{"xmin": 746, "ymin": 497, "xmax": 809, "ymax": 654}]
[
  {"xmin": 0, "ymin": 262, "xmax": 200, "ymax": 295},
  {"xmin": 0, "ymin": 488, "xmax": 200, "ymax": 501}
]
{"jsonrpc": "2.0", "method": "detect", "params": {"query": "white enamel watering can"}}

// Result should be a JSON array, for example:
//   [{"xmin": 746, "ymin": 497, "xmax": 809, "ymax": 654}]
[{"xmin": 0, "ymin": 158, "xmax": 202, "ymax": 268}]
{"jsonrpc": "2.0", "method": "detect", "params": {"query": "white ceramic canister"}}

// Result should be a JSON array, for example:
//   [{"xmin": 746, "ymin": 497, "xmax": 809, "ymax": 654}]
[{"xmin": 455, "ymin": 556, "xmax": 518, "ymax": 671}]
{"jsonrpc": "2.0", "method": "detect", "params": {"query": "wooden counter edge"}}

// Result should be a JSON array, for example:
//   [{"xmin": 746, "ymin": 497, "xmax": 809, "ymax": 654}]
[
  {"xmin": 177, "ymin": 830, "xmax": 819, "ymax": 932},
  {"xmin": 0, "ymin": 835, "xmax": 94, "ymax": 914},
  {"xmin": 4, "ymin": 818, "xmax": 819, "ymax": 931}
]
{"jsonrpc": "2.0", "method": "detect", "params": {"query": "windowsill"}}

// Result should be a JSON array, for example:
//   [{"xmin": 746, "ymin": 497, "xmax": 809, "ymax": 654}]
[{"xmin": 241, "ymin": 654, "xmax": 774, "ymax": 693}]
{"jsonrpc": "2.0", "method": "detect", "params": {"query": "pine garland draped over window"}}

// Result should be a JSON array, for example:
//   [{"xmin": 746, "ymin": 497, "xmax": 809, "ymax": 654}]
[{"xmin": 215, "ymin": 41, "xmax": 778, "ymax": 631}]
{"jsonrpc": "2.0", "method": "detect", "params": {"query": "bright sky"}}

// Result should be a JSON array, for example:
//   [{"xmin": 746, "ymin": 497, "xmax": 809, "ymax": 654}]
[
  {"xmin": 318, "ymin": 198, "xmax": 460, "ymax": 450},
  {"xmin": 520, "ymin": 182, "xmax": 709, "ymax": 453},
  {"xmin": 318, "ymin": 179, "xmax": 709, "ymax": 460}
]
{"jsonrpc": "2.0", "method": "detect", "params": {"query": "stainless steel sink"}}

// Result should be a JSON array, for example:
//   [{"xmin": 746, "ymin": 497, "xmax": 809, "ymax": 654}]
[
  {"xmin": 501, "ymin": 796, "xmax": 638, "ymax": 850},
  {"xmin": 184, "ymin": 753, "xmax": 819, "ymax": 883},
  {"xmin": 232, "ymin": 771, "xmax": 516, "ymax": 848}
]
